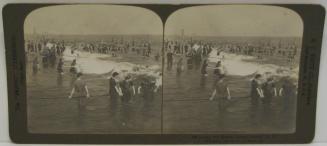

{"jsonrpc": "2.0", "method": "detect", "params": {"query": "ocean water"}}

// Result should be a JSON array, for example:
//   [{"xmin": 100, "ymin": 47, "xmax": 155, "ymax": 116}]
[
  {"xmin": 162, "ymin": 58, "xmax": 297, "ymax": 134},
  {"xmin": 26, "ymin": 40, "xmax": 297, "ymax": 134},
  {"xmin": 26, "ymin": 52, "xmax": 163, "ymax": 134}
]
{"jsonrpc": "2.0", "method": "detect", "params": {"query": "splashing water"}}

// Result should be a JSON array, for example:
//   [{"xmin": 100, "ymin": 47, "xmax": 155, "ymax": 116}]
[
  {"xmin": 62, "ymin": 46, "xmax": 162, "ymax": 86},
  {"xmin": 208, "ymin": 49, "xmax": 299, "ymax": 79}
]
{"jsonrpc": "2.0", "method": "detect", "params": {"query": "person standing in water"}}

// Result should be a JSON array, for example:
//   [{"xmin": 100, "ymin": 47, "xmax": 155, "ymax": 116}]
[
  {"xmin": 167, "ymin": 50, "xmax": 174, "ymax": 70},
  {"xmin": 57, "ymin": 58, "xmax": 64, "ymax": 74},
  {"xmin": 70, "ymin": 59, "xmax": 77, "ymax": 74},
  {"xmin": 200, "ymin": 58, "xmax": 209, "ymax": 88},
  {"xmin": 279, "ymin": 77, "xmax": 296, "ymax": 112},
  {"xmin": 212, "ymin": 61, "xmax": 226, "ymax": 88},
  {"xmin": 109, "ymin": 72, "xmax": 122, "ymax": 110},
  {"xmin": 213, "ymin": 61, "xmax": 224, "ymax": 78},
  {"xmin": 57, "ymin": 58, "xmax": 64, "ymax": 86},
  {"xmin": 250, "ymin": 74, "xmax": 264, "ymax": 119},
  {"xmin": 41, "ymin": 48, "xmax": 50, "ymax": 68},
  {"xmin": 121, "ymin": 75, "xmax": 135, "ymax": 104},
  {"xmin": 154, "ymin": 72, "xmax": 162, "ymax": 93},
  {"xmin": 120, "ymin": 75, "xmax": 135, "ymax": 127},
  {"xmin": 70, "ymin": 59, "xmax": 78, "ymax": 87},
  {"xmin": 262, "ymin": 77, "xmax": 277, "ymax": 112},
  {"xmin": 176, "ymin": 57, "xmax": 183, "ymax": 76},
  {"xmin": 68, "ymin": 73, "xmax": 90, "ymax": 111},
  {"xmin": 32, "ymin": 56, "xmax": 40, "ymax": 75},
  {"xmin": 201, "ymin": 59, "xmax": 208, "ymax": 76},
  {"xmin": 209, "ymin": 75, "xmax": 231, "ymax": 112}
]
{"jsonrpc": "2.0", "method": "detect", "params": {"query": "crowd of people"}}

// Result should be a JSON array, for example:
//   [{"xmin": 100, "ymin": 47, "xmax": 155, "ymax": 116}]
[
  {"xmin": 72, "ymin": 39, "xmax": 159, "ymax": 59},
  {"xmin": 26, "ymin": 40, "xmax": 65, "ymax": 74},
  {"xmin": 165, "ymin": 40, "xmax": 213, "ymax": 70},
  {"xmin": 164, "ymin": 39, "xmax": 299, "ymax": 69}
]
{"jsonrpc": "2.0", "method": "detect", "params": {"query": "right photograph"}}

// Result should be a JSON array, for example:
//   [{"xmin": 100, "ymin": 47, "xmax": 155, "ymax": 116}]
[{"xmin": 163, "ymin": 5, "xmax": 303, "ymax": 134}]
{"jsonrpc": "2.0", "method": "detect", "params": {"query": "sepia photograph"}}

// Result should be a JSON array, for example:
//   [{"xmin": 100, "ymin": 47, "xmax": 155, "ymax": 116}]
[
  {"xmin": 24, "ymin": 5, "xmax": 163, "ymax": 134},
  {"xmin": 3, "ymin": 2, "xmax": 325, "ymax": 144},
  {"xmin": 163, "ymin": 5, "xmax": 302, "ymax": 134},
  {"xmin": 24, "ymin": 4, "xmax": 304, "ymax": 135}
]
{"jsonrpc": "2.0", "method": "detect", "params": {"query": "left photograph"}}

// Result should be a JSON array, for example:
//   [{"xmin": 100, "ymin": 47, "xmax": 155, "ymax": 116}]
[{"xmin": 24, "ymin": 5, "xmax": 163, "ymax": 134}]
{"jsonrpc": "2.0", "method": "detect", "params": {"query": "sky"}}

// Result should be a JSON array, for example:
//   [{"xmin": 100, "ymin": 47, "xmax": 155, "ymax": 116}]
[
  {"xmin": 165, "ymin": 5, "xmax": 303, "ymax": 37},
  {"xmin": 24, "ymin": 5, "xmax": 303, "ymax": 37},
  {"xmin": 24, "ymin": 5, "xmax": 163, "ymax": 35}
]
